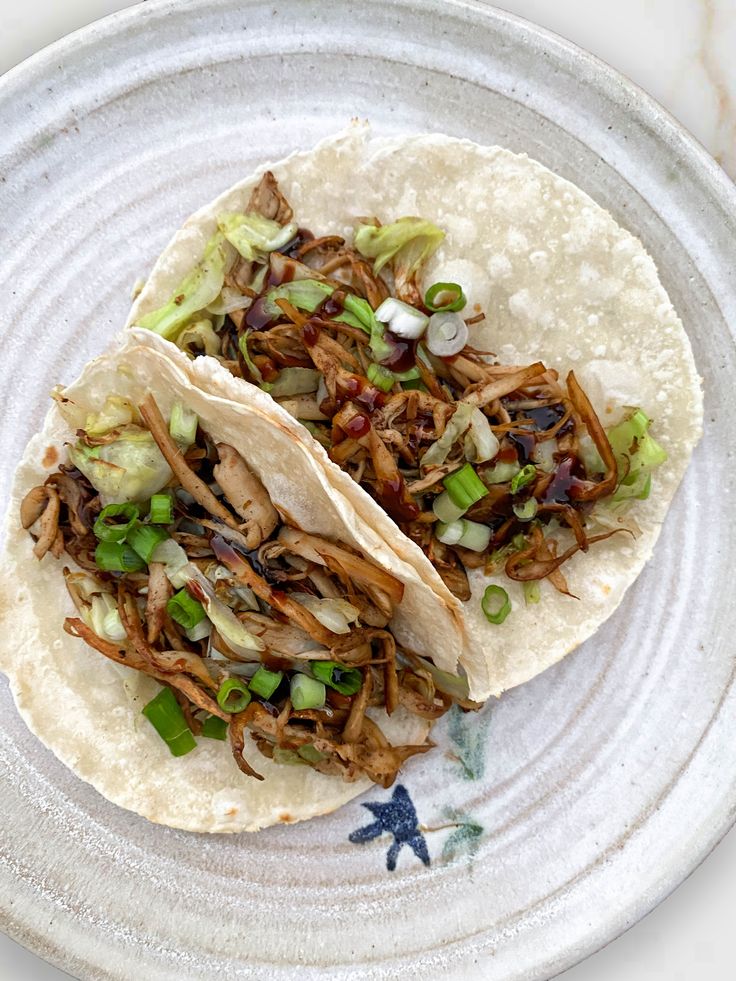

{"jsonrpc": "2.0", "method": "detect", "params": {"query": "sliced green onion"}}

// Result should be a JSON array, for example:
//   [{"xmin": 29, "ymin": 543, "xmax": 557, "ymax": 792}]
[
  {"xmin": 290, "ymin": 674, "xmax": 326, "ymax": 710},
  {"xmin": 142, "ymin": 687, "xmax": 196, "ymax": 757},
  {"xmin": 443, "ymin": 463, "xmax": 488, "ymax": 510},
  {"xmin": 457, "ymin": 519, "xmax": 491, "ymax": 552},
  {"xmin": 367, "ymin": 363, "xmax": 396, "ymax": 392},
  {"xmin": 311, "ymin": 661, "xmax": 362, "ymax": 695},
  {"xmin": 94, "ymin": 541, "xmax": 146, "ymax": 573},
  {"xmin": 523, "ymin": 580, "xmax": 541, "ymax": 605},
  {"xmin": 298, "ymin": 743, "xmax": 325, "ymax": 763},
  {"xmin": 424, "ymin": 281, "xmax": 467, "ymax": 313},
  {"xmin": 342, "ymin": 294, "xmax": 393, "ymax": 362},
  {"xmin": 127, "ymin": 524, "xmax": 170, "ymax": 563},
  {"xmin": 436, "ymin": 520, "xmax": 464, "ymax": 546},
  {"xmin": 169, "ymin": 403, "xmax": 198, "ymax": 448},
  {"xmin": 249, "ymin": 666, "xmax": 284, "ymax": 700},
  {"xmin": 149, "ymin": 494, "xmax": 174, "ymax": 525},
  {"xmin": 481, "ymin": 584, "xmax": 512, "ymax": 625},
  {"xmin": 510, "ymin": 464, "xmax": 537, "ymax": 494},
  {"xmin": 433, "ymin": 490, "xmax": 466, "ymax": 523},
  {"xmin": 342, "ymin": 293, "xmax": 376, "ymax": 328},
  {"xmin": 216, "ymin": 678, "xmax": 252, "ymax": 714},
  {"xmin": 238, "ymin": 329, "xmax": 264, "ymax": 384},
  {"xmin": 393, "ymin": 366, "xmax": 422, "ymax": 382},
  {"xmin": 402, "ymin": 377, "xmax": 429, "ymax": 392},
  {"xmin": 484, "ymin": 461, "xmax": 521, "ymax": 485},
  {"xmin": 167, "ymin": 588, "xmax": 206, "ymax": 629},
  {"xmin": 436, "ymin": 519, "xmax": 491, "ymax": 552},
  {"xmin": 201, "ymin": 715, "xmax": 228, "ymax": 740},
  {"xmin": 374, "ymin": 297, "xmax": 429, "ymax": 339},
  {"xmin": 512, "ymin": 498, "xmax": 538, "ymax": 522},
  {"xmin": 93, "ymin": 503, "xmax": 140, "ymax": 542}
]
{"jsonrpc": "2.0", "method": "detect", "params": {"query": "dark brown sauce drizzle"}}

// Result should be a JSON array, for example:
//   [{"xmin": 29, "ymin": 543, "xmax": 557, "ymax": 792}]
[
  {"xmin": 378, "ymin": 477, "xmax": 419, "ymax": 522},
  {"xmin": 541, "ymin": 456, "xmax": 586, "ymax": 504},
  {"xmin": 336, "ymin": 374, "xmax": 386, "ymax": 413},
  {"xmin": 283, "ymin": 228, "xmax": 315, "ymax": 258},
  {"xmin": 379, "ymin": 331, "xmax": 417, "ymax": 372}
]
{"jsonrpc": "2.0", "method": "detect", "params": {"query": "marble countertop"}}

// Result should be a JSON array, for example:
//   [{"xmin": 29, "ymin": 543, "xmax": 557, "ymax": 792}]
[{"xmin": 0, "ymin": 2, "xmax": 734, "ymax": 980}]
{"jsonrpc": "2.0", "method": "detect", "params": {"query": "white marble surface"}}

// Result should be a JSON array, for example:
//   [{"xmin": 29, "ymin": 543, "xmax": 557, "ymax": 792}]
[{"xmin": 0, "ymin": 1, "xmax": 735, "ymax": 979}]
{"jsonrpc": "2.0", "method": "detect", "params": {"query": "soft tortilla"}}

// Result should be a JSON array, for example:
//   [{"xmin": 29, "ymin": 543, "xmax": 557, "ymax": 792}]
[
  {"xmin": 128, "ymin": 124, "xmax": 703, "ymax": 696},
  {"xmin": 0, "ymin": 335, "xmax": 439, "ymax": 833}
]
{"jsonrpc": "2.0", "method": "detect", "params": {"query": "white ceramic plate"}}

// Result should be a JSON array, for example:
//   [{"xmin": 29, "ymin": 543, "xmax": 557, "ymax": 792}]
[{"xmin": 1, "ymin": 2, "xmax": 735, "ymax": 978}]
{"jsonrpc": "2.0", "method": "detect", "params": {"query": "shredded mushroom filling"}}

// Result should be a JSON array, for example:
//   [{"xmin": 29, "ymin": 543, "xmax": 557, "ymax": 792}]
[
  {"xmin": 23, "ymin": 395, "xmax": 476, "ymax": 785},
  {"xmin": 137, "ymin": 171, "xmax": 667, "ymax": 605}
]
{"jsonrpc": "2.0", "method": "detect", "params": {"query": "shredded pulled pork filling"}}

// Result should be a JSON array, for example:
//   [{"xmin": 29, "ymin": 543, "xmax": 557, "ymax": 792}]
[{"xmin": 23, "ymin": 395, "xmax": 475, "ymax": 785}]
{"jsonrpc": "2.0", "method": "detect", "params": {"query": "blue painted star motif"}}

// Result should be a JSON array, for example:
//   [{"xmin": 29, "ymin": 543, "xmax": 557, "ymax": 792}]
[{"xmin": 348, "ymin": 784, "xmax": 430, "ymax": 871}]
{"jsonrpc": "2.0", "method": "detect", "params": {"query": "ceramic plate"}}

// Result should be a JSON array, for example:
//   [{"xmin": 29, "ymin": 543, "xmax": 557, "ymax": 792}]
[{"xmin": 1, "ymin": 1, "xmax": 735, "ymax": 978}]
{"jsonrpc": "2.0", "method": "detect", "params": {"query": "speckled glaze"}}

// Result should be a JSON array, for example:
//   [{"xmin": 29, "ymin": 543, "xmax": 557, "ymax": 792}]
[{"xmin": 0, "ymin": 1, "xmax": 735, "ymax": 979}]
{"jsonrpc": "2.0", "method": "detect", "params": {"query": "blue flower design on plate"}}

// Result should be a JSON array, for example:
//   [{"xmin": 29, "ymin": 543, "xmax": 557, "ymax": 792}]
[{"xmin": 348, "ymin": 784, "xmax": 430, "ymax": 871}]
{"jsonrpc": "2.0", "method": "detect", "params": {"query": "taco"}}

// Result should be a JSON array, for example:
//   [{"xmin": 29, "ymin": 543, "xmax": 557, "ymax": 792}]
[
  {"xmin": 0, "ymin": 335, "xmax": 478, "ymax": 833},
  {"xmin": 128, "ymin": 126, "xmax": 703, "ymax": 695}
]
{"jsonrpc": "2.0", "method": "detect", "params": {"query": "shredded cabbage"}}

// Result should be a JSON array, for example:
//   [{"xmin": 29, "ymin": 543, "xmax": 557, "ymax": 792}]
[
  {"xmin": 532, "ymin": 437, "xmax": 558, "ymax": 473},
  {"xmin": 84, "ymin": 397, "xmax": 137, "ymax": 437},
  {"xmin": 169, "ymin": 403, "xmax": 198, "ymax": 449},
  {"xmin": 464, "ymin": 408, "xmax": 500, "ymax": 464},
  {"xmin": 262, "ymin": 279, "xmax": 333, "ymax": 318},
  {"xmin": 217, "ymin": 212, "xmax": 297, "ymax": 261},
  {"xmin": 176, "ymin": 319, "xmax": 222, "ymax": 358},
  {"xmin": 83, "ymin": 591, "xmax": 126, "ymax": 643},
  {"xmin": 291, "ymin": 593, "xmax": 360, "ymax": 635},
  {"xmin": 421, "ymin": 402, "xmax": 475, "ymax": 468},
  {"xmin": 205, "ymin": 286, "xmax": 253, "ymax": 316},
  {"xmin": 136, "ymin": 232, "xmax": 233, "ymax": 341},
  {"xmin": 354, "ymin": 217, "xmax": 444, "ymax": 277},
  {"xmin": 266, "ymin": 368, "xmax": 320, "ymax": 398},
  {"xmin": 483, "ymin": 461, "xmax": 521, "ymax": 485},
  {"xmin": 177, "ymin": 562, "xmax": 264, "ymax": 654},
  {"xmin": 69, "ymin": 428, "xmax": 172, "ymax": 505},
  {"xmin": 261, "ymin": 279, "xmax": 390, "ymax": 361},
  {"xmin": 607, "ymin": 408, "xmax": 667, "ymax": 501},
  {"xmin": 238, "ymin": 330, "xmax": 264, "ymax": 384},
  {"xmin": 406, "ymin": 652, "xmax": 469, "ymax": 701},
  {"xmin": 578, "ymin": 433, "xmax": 605, "ymax": 475}
]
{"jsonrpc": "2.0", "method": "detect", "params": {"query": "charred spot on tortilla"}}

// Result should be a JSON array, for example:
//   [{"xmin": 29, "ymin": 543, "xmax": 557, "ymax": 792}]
[{"xmin": 42, "ymin": 446, "xmax": 59, "ymax": 468}]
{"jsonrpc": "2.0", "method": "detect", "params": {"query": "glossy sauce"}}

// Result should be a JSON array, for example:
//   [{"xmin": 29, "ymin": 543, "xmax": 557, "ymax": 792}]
[
  {"xmin": 266, "ymin": 258, "xmax": 296, "ymax": 288},
  {"xmin": 343, "ymin": 411, "xmax": 372, "ymax": 440},
  {"xmin": 320, "ymin": 294, "xmax": 344, "ymax": 318},
  {"xmin": 509, "ymin": 431, "xmax": 535, "ymax": 464},
  {"xmin": 496, "ymin": 443, "xmax": 519, "ymax": 465},
  {"xmin": 336, "ymin": 374, "xmax": 386, "ymax": 413},
  {"xmin": 379, "ymin": 476, "xmax": 420, "ymax": 522},
  {"xmin": 253, "ymin": 355, "xmax": 279, "ymax": 382},
  {"xmin": 541, "ymin": 456, "xmax": 585, "ymax": 504},
  {"xmin": 526, "ymin": 404, "xmax": 564, "ymax": 430},
  {"xmin": 301, "ymin": 320, "xmax": 321, "ymax": 346},
  {"xmin": 379, "ymin": 331, "xmax": 417, "ymax": 372},
  {"xmin": 283, "ymin": 227, "xmax": 315, "ymax": 258}
]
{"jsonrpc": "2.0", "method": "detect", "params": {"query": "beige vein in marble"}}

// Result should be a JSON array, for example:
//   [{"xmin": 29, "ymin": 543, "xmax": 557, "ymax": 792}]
[{"xmin": 698, "ymin": 0, "xmax": 736, "ymax": 176}]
